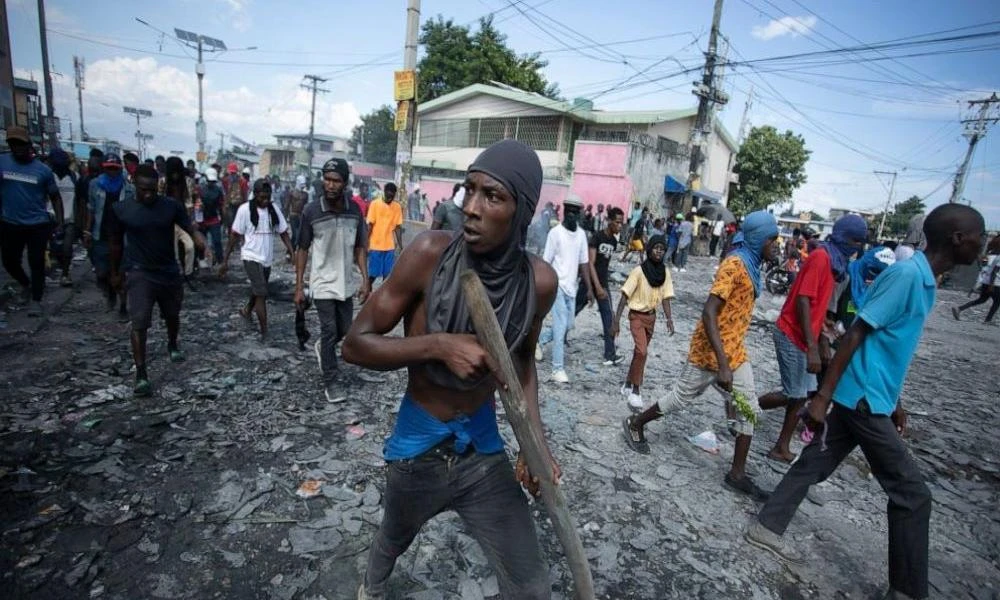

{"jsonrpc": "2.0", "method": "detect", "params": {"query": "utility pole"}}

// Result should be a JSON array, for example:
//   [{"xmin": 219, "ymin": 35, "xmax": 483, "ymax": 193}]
[
  {"xmin": 684, "ymin": 0, "xmax": 728, "ymax": 211},
  {"xmin": 301, "ymin": 75, "xmax": 329, "ymax": 172},
  {"xmin": 123, "ymin": 106, "xmax": 152, "ymax": 159},
  {"xmin": 950, "ymin": 92, "xmax": 1000, "ymax": 204},
  {"xmin": 218, "ymin": 132, "xmax": 226, "ymax": 162},
  {"xmin": 874, "ymin": 170, "xmax": 897, "ymax": 240},
  {"xmin": 37, "ymin": 0, "xmax": 56, "ymax": 147},
  {"xmin": 723, "ymin": 86, "xmax": 752, "ymax": 203},
  {"xmin": 73, "ymin": 56, "xmax": 85, "ymax": 140},
  {"xmin": 395, "ymin": 0, "xmax": 421, "ymax": 199}
]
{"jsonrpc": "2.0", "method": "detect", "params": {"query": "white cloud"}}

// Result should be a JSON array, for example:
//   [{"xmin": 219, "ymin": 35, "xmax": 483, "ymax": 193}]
[
  {"xmin": 751, "ymin": 16, "xmax": 818, "ymax": 41},
  {"xmin": 216, "ymin": 0, "xmax": 252, "ymax": 33}
]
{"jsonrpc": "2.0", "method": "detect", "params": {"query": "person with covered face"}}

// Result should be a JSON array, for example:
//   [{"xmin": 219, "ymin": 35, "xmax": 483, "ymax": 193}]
[
  {"xmin": 624, "ymin": 211, "xmax": 780, "ymax": 502},
  {"xmin": 611, "ymin": 235, "xmax": 675, "ymax": 410},
  {"xmin": 85, "ymin": 153, "xmax": 134, "ymax": 317},
  {"xmin": 220, "ymin": 178, "xmax": 293, "ymax": 341},
  {"xmin": 536, "ymin": 195, "xmax": 594, "ymax": 383},
  {"xmin": 343, "ymin": 140, "xmax": 560, "ymax": 600}
]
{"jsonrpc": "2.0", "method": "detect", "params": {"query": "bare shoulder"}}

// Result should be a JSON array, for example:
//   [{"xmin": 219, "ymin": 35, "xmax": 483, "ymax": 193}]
[
  {"xmin": 529, "ymin": 254, "xmax": 557, "ymax": 305},
  {"xmin": 394, "ymin": 230, "xmax": 454, "ymax": 286}
]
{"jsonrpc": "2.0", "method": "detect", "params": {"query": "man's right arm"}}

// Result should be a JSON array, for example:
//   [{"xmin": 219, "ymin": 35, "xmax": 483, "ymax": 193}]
[{"xmin": 588, "ymin": 246, "xmax": 605, "ymax": 300}]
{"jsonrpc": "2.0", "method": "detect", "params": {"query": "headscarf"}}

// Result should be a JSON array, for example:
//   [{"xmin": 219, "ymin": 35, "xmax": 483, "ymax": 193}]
[
  {"xmin": 730, "ymin": 210, "xmax": 779, "ymax": 297},
  {"xmin": 97, "ymin": 171, "xmax": 125, "ymax": 195},
  {"xmin": 822, "ymin": 214, "xmax": 868, "ymax": 282},
  {"xmin": 249, "ymin": 178, "xmax": 280, "ymax": 230},
  {"xmin": 641, "ymin": 235, "xmax": 667, "ymax": 288},
  {"xmin": 425, "ymin": 140, "xmax": 542, "ymax": 391},
  {"xmin": 848, "ymin": 246, "xmax": 896, "ymax": 310}
]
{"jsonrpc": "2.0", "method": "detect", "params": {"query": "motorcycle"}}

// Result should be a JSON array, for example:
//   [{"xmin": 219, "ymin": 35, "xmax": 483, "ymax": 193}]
[{"xmin": 763, "ymin": 257, "xmax": 793, "ymax": 295}]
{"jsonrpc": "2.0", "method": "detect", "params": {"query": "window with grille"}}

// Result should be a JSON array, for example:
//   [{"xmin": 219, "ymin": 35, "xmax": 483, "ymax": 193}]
[
  {"xmin": 419, "ymin": 116, "xmax": 562, "ymax": 151},
  {"xmin": 418, "ymin": 119, "xmax": 472, "ymax": 147}
]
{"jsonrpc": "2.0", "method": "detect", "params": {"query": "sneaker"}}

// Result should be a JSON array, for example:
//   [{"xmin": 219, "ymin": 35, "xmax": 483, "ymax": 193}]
[
  {"xmin": 952, "ymin": 306, "xmax": 961, "ymax": 321},
  {"xmin": 602, "ymin": 354, "xmax": 624, "ymax": 366},
  {"xmin": 627, "ymin": 392, "xmax": 644, "ymax": 409},
  {"xmin": 26, "ymin": 300, "xmax": 43, "ymax": 317},
  {"xmin": 744, "ymin": 520, "xmax": 802, "ymax": 564},
  {"xmin": 680, "ymin": 268, "xmax": 687, "ymax": 273},
  {"xmin": 169, "ymin": 349, "xmax": 186, "ymax": 363},
  {"xmin": 534, "ymin": 345, "xmax": 543, "ymax": 361},
  {"xmin": 133, "ymin": 378, "xmax": 153, "ymax": 397},
  {"xmin": 724, "ymin": 473, "xmax": 771, "ymax": 502},
  {"xmin": 551, "ymin": 369, "xmax": 569, "ymax": 383},
  {"xmin": 620, "ymin": 382, "xmax": 630, "ymax": 397},
  {"xmin": 324, "ymin": 382, "xmax": 346, "ymax": 403},
  {"xmin": 60, "ymin": 274, "xmax": 72, "ymax": 287},
  {"xmin": 314, "ymin": 339, "xmax": 324, "ymax": 372}
]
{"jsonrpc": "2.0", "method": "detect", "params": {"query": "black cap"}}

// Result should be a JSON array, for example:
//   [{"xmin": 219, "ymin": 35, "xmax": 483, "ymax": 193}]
[{"xmin": 321, "ymin": 158, "xmax": 350, "ymax": 181}]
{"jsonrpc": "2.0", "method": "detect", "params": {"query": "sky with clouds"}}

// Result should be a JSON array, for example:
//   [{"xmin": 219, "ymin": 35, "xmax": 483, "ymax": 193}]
[{"xmin": 7, "ymin": 0, "xmax": 1000, "ymax": 226}]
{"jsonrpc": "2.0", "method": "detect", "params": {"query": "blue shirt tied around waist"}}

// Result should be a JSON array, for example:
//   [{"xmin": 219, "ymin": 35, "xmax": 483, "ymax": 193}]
[{"xmin": 383, "ymin": 394, "xmax": 505, "ymax": 461}]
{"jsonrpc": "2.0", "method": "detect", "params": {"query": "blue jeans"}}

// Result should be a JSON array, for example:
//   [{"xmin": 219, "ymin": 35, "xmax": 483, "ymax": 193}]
[
  {"xmin": 674, "ymin": 245, "xmax": 690, "ymax": 268},
  {"xmin": 597, "ymin": 295, "xmax": 616, "ymax": 360},
  {"xmin": 538, "ymin": 288, "xmax": 575, "ymax": 370},
  {"xmin": 201, "ymin": 223, "xmax": 223, "ymax": 264}
]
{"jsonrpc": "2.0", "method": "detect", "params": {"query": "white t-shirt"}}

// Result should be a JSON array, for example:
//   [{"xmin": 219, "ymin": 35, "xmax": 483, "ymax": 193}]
[
  {"xmin": 56, "ymin": 173, "xmax": 75, "ymax": 221},
  {"xmin": 231, "ymin": 203, "xmax": 289, "ymax": 267},
  {"xmin": 543, "ymin": 224, "xmax": 589, "ymax": 297},
  {"xmin": 712, "ymin": 220, "xmax": 725, "ymax": 236},
  {"xmin": 977, "ymin": 254, "xmax": 1000, "ymax": 287}
]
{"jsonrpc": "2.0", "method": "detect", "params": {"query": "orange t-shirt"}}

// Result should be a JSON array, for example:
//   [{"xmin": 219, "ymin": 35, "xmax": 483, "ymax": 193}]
[
  {"xmin": 366, "ymin": 199, "xmax": 403, "ymax": 252},
  {"xmin": 688, "ymin": 256, "xmax": 757, "ymax": 371}
]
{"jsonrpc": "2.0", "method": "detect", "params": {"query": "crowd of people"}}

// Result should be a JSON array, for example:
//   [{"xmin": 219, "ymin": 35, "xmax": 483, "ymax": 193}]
[{"xmin": 2, "ymin": 130, "xmax": 997, "ymax": 600}]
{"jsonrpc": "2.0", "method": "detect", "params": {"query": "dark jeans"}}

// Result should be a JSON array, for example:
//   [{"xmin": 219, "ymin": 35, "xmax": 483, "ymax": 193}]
[
  {"xmin": 959, "ymin": 286, "xmax": 1000, "ymax": 322},
  {"xmin": 709, "ymin": 234, "xmax": 720, "ymax": 256},
  {"xmin": 364, "ymin": 447, "xmax": 549, "ymax": 599},
  {"xmin": 289, "ymin": 215, "xmax": 302, "ymax": 250},
  {"xmin": 597, "ymin": 295, "xmax": 616, "ymax": 359},
  {"xmin": 758, "ymin": 401, "xmax": 930, "ymax": 599},
  {"xmin": 201, "ymin": 223, "xmax": 223, "ymax": 264},
  {"xmin": 315, "ymin": 298, "xmax": 353, "ymax": 383},
  {"xmin": 1, "ymin": 221, "xmax": 51, "ymax": 301}
]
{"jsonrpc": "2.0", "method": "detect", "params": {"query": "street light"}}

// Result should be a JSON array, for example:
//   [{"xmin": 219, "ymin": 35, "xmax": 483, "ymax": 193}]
[
  {"xmin": 123, "ymin": 106, "xmax": 153, "ymax": 159},
  {"xmin": 173, "ymin": 28, "xmax": 227, "ymax": 170}
]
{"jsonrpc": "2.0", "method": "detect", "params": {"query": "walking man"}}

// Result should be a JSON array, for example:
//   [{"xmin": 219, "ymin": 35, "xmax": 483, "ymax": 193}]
[
  {"xmin": 49, "ymin": 148, "xmax": 78, "ymax": 287},
  {"xmin": 366, "ymin": 182, "xmax": 403, "ymax": 283},
  {"xmin": 590, "ymin": 206, "xmax": 624, "ymax": 365},
  {"xmin": 952, "ymin": 234, "xmax": 999, "ymax": 324},
  {"xmin": 624, "ymin": 212, "xmax": 780, "ymax": 501},
  {"xmin": 0, "ymin": 127, "xmax": 63, "ymax": 316},
  {"xmin": 197, "ymin": 167, "xmax": 225, "ymax": 264},
  {"xmin": 758, "ymin": 214, "xmax": 868, "ymax": 462},
  {"xmin": 672, "ymin": 213, "xmax": 694, "ymax": 272},
  {"xmin": 343, "ymin": 139, "xmax": 559, "ymax": 600},
  {"xmin": 294, "ymin": 158, "xmax": 370, "ymax": 401},
  {"xmin": 746, "ymin": 204, "xmax": 984, "ymax": 600},
  {"xmin": 108, "ymin": 165, "xmax": 205, "ymax": 397},
  {"xmin": 286, "ymin": 175, "xmax": 309, "ymax": 250},
  {"xmin": 85, "ymin": 153, "xmax": 133, "ymax": 316},
  {"xmin": 537, "ymin": 194, "xmax": 594, "ymax": 383},
  {"xmin": 220, "ymin": 178, "xmax": 294, "ymax": 341},
  {"xmin": 431, "ymin": 183, "xmax": 465, "ymax": 232}
]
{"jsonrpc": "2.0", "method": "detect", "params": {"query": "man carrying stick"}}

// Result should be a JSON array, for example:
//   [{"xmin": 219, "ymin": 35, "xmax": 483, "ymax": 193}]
[{"xmin": 343, "ymin": 140, "xmax": 560, "ymax": 600}]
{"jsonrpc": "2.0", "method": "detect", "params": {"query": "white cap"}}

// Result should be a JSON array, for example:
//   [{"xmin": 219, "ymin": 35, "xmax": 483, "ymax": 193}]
[
  {"xmin": 295, "ymin": 174, "xmax": 307, "ymax": 188},
  {"xmin": 205, "ymin": 167, "xmax": 219, "ymax": 182},
  {"xmin": 242, "ymin": 167, "xmax": 251, "ymax": 175},
  {"xmin": 564, "ymin": 194, "xmax": 583, "ymax": 207}
]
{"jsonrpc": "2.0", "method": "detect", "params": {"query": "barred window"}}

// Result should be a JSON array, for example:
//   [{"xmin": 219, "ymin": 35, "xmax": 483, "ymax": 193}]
[
  {"xmin": 592, "ymin": 130, "xmax": 628, "ymax": 143},
  {"xmin": 419, "ymin": 116, "xmax": 562, "ymax": 151},
  {"xmin": 418, "ymin": 119, "xmax": 472, "ymax": 147}
]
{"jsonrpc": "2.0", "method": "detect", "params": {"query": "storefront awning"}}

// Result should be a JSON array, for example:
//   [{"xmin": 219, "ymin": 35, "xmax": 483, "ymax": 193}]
[{"xmin": 664, "ymin": 175, "xmax": 686, "ymax": 193}]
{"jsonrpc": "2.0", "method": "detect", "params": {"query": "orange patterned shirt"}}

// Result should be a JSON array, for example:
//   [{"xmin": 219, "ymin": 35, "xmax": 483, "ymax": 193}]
[{"xmin": 688, "ymin": 256, "xmax": 757, "ymax": 371}]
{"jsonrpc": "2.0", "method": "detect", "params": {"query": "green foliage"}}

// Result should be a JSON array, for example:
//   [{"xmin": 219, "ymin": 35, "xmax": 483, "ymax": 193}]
[
  {"xmin": 417, "ymin": 15, "xmax": 559, "ymax": 102},
  {"xmin": 876, "ymin": 195, "xmax": 926, "ymax": 237},
  {"xmin": 730, "ymin": 126, "xmax": 810, "ymax": 217},
  {"xmin": 350, "ymin": 105, "xmax": 397, "ymax": 166}
]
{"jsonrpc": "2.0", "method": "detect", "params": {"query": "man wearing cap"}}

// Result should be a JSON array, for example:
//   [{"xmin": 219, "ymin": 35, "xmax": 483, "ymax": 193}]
[
  {"xmin": 406, "ymin": 184, "xmax": 422, "ymax": 221},
  {"xmin": 85, "ymin": 153, "xmax": 135, "ymax": 316},
  {"xmin": 294, "ymin": 158, "xmax": 370, "ymax": 401},
  {"xmin": 48, "ymin": 148, "xmax": 78, "ymax": 287},
  {"xmin": 0, "ymin": 127, "xmax": 63, "ymax": 315},
  {"xmin": 198, "ymin": 167, "xmax": 225, "ymax": 264},
  {"xmin": 343, "ymin": 139, "xmax": 559, "ymax": 600},
  {"xmin": 536, "ymin": 194, "xmax": 594, "ymax": 383}
]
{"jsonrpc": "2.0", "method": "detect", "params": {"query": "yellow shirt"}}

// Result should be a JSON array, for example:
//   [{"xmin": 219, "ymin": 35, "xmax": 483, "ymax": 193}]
[
  {"xmin": 366, "ymin": 199, "xmax": 403, "ymax": 252},
  {"xmin": 621, "ymin": 266, "xmax": 674, "ymax": 313},
  {"xmin": 688, "ymin": 255, "xmax": 756, "ymax": 371}
]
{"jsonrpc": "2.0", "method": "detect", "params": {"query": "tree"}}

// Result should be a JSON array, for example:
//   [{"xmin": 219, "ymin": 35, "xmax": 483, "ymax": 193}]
[
  {"xmin": 417, "ymin": 15, "xmax": 559, "ymax": 102},
  {"xmin": 350, "ymin": 105, "xmax": 397, "ymax": 166},
  {"xmin": 877, "ymin": 194, "xmax": 926, "ymax": 237},
  {"xmin": 730, "ymin": 126, "xmax": 810, "ymax": 217}
]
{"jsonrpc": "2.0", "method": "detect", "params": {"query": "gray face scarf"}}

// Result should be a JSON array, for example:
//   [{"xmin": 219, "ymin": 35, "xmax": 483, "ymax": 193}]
[{"xmin": 424, "ymin": 140, "xmax": 542, "ymax": 391}]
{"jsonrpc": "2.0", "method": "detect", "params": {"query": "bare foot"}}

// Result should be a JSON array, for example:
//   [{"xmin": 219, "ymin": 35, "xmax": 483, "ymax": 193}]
[{"xmin": 767, "ymin": 448, "xmax": 797, "ymax": 463}]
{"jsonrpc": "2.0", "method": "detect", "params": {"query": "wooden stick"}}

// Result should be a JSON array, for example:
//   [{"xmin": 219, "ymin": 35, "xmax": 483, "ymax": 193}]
[{"xmin": 460, "ymin": 270, "xmax": 596, "ymax": 600}]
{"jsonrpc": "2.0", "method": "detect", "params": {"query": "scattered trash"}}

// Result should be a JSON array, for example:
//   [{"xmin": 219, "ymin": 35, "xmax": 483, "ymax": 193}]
[
  {"xmin": 346, "ymin": 424, "xmax": 366, "ymax": 440},
  {"xmin": 295, "ymin": 480, "xmax": 324, "ymax": 499},
  {"xmin": 687, "ymin": 431, "xmax": 719, "ymax": 454}
]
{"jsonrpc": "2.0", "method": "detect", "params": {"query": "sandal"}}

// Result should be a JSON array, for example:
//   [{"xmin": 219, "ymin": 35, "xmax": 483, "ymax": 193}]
[{"xmin": 622, "ymin": 416, "xmax": 650, "ymax": 455}]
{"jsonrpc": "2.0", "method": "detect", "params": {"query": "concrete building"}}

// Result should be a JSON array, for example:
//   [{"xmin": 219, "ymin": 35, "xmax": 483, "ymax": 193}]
[
  {"xmin": 259, "ymin": 132, "xmax": 351, "ymax": 179},
  {"xmin": 829, "ymin": 207, "xmax": 877, "ymax": 223},
  {"xmin": 0, "ymin": 1, "xmax": 15, "ymax": 135},
  {"xmin": 411, "ymin": 82, "xmax": 737, "ymax": 220},
  {"xmin": 13, "ymin": 77, "xmax": 41, "ymax": 144}
]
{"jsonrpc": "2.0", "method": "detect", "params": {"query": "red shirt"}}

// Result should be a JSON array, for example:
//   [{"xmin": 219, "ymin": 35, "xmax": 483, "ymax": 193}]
[
  {"xmin": 778, "ymin": 247, "xmax": 835, "ymax": 352},
  {"xmin": 352, "ymin": 194, "xmax": 368, "ymax": 218}
]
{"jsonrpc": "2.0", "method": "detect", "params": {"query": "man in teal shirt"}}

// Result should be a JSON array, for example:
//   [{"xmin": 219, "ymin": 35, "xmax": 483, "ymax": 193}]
[{"xmin": 746, "ymin": 203, "xmax": 985, "ymax": 600}]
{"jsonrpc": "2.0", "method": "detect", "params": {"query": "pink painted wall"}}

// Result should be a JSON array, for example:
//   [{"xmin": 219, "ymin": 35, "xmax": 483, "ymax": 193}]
[
  {"xmin": 352, "ymin": 161, "xmax": 394, "ymax": 179},
  {"xmin": 569, "ymin": 141, "xmax": 634, "ymax": 215}
]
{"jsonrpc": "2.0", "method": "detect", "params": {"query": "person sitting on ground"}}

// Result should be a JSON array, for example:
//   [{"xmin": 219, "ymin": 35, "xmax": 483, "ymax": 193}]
[
  {"xmin": 108, "ymin": 164, "xmax": 206, "ymax": 397},
  {"xmin": 624, "ymin": 211, "xmax": 779, "ymax": 502},
  {"xmin": 746, "ymin": 203, "xmax": 985, "ymax": 600},
  {"xmin": 220, "ymin": 178, "xmax": 294, "ymax": 341},
  {"xmin": 343, "ymin": 140, "xmax": 560, "ymax": 600}
]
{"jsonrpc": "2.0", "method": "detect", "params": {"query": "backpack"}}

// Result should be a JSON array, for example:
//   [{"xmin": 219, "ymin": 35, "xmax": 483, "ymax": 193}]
[{"xmin": 225, "ymin": 175, "xmax": 244, "ymax": 206}]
